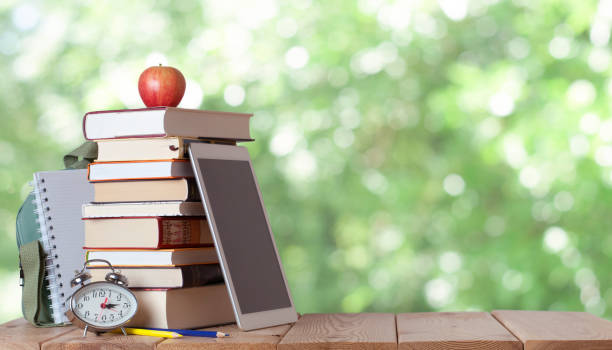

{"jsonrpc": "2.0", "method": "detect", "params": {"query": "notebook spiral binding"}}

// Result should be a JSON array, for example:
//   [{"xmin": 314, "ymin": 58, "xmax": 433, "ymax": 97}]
[{"xmin": 32, "ymin": 175, "xmax": 67, "ymax": 324}]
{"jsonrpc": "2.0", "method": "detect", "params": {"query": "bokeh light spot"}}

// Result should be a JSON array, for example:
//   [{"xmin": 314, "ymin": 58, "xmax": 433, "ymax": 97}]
[
  {"xmin": 425, "ymin": 278, "xmax": 455, "ymax": 308},
  {"xmin": 285, "ymin": 46, "xmax": 309, "ymax": 69},
  {"xmin": 443, "ymin": 174, "xmax": 465, "ymax": 196},
  {"xmin": 12, "ymin": 3, "xmax": 40, "ymax": 31},
  {"xmin": 519, "ymin": 166, "xmax": 540, "ymax": 189},
  {"xmin": 178, "ymin": 79, "xmax": 204, "ymax": 109},
  {"xmin": 439, "ymin": 251, "xmax": 462, "ymax": 273},
  {"xmin": 543, "ymin": 226, "xmax": 569, "ymax": 253},
  {"xmin": 502, "ymin": 270, "xmax": 523, "ymax": 291},
  {"xmin": 554, "ymin": 191, "xmax": 574, "ymax": 212},
  {"xmin": 580, "ymin": 113, "xmax": 600, "ymax": 135},
  {"xmin": 567, "ymin": 80, "xmax": 596, "ymax": 108},
  {"xmin": 438, "ymin": 0, "xmax": 468, "ymax": 22},
  {"xmin": 223, "ymin": 84, "xmax": 246, "ymax": 106},
  {"xmin": 548, "ymin": 36, "xmax": 571, "ymax": 59},
  {"xmin": 489, "ymin": 92, "xmax": 515, "ymax": 117},
  {"xmin": 276, "ymin": 18, "xmax": 298, "ymax": 38}
]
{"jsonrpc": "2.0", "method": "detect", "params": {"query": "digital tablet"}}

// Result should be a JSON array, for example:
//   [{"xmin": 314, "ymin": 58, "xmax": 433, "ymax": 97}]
[{"xmin": 188, "ymin": 143, "xmax": 297, "ymax": 330}]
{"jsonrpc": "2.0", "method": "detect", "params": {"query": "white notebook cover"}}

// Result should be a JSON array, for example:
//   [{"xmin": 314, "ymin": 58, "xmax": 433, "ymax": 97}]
[{"xmin": 32, "ymin": 169, "xmax": 93, "ymax": 324}]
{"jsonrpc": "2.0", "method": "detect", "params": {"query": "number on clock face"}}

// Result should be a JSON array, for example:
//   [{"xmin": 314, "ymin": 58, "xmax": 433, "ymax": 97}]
[{"xmin": 71, "ymin": 282, "xmax": 138, "ymax": 328}]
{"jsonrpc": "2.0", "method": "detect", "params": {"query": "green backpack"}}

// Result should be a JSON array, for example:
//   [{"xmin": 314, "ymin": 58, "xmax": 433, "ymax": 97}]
[{"xmin": 16, "ymin": 141, "xmax": 97, "ymax": 327}]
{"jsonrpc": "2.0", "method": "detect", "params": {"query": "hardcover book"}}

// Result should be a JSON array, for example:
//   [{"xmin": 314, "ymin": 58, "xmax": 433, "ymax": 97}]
[
  {"xmin": 85, "ymin": 248, "xmax": 219, "ymax": 266},
  {"xmin": 83, "ymin": 216, "xmax": 212, "ymax": 249},
  {"xmin": 92, "ymin": 178, "xmax": 199, "ymax": 202},
  {"xmin": 89, "ymin": 264, "xmax": 223, "ymax": 288},
  {"xmin": 83, "ymin": 107, "xmax": 253, "ymax": 141},
  {"xmin": 130, "ymin": 284, "xmax": 235, "ymax": 328},
  {"xmin": 88, "ymin": 159, "xmax": 192, "ymax": 182},
  {"xmin": 96, "ymin": 137, "xmax": 194, "ymax": 161},
  {"xmin": 82, "ymin": 201, "xmax": 205, "ymax": 218}
]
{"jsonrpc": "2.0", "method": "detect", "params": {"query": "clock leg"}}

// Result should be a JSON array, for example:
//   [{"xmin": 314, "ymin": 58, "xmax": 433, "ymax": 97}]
[
  {"xmin": 120, "ymin": 327, "xmax": 128, "ymax": 336},
  {"xmin": 82, "ymin": 325, "xmax": 88, "ymax": 337}
]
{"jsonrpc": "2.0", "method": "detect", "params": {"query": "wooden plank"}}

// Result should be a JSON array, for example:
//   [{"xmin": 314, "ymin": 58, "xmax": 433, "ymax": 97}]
[
  {"xmin": 397, "ymin": 312, "xmax": 521, "ymax": 350},
  {"xmin": 492, "ymin": 310, "xmax": 612, "ymax": 350},
  {"xmin": 0, "ymin": 318, "xmax": 75, "ymax": 350},
  {"xmin": 157, "ymin": 323, "xmax": 293, "ymax": 350},
  {"xmin": 41, "ymin": 328, "xmax": 163, "ymax": 350},
  {"xmin": 278, "ymin": 313, "xmax": 396, "ymax": 350}
]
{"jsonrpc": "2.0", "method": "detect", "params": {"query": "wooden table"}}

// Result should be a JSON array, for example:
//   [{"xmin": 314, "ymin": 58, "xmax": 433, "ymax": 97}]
[{"xmin": 3, "ymin": 311, "xmax": 612, "ymax": 349}]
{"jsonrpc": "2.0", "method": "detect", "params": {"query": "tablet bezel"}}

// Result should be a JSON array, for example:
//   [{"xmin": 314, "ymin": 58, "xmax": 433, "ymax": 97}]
[{"xmin": 188, "ymin": 142, "xmax": 297, "ymax": 330}]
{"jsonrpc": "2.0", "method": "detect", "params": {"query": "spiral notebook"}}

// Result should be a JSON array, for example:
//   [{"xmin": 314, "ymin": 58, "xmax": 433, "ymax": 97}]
[{"xmin": 31, "ymin": 169, "xmax": 93, "ymax": 324}]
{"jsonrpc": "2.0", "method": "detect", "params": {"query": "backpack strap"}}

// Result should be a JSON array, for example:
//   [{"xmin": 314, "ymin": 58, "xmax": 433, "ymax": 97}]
[
  {"xmin": 19, "ymin": 241, "xmax": 60, "ymax": 327},
  {"xmin": 63, "ymin": 141, "xmax": 97, "ymax": 170},
  {"xmin": 20, "ymin": 241, "xmax": 45, "ymax": 325}
]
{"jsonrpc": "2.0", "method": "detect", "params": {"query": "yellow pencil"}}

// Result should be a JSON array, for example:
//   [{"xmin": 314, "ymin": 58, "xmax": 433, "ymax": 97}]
[{"xmin": 112, "ymin": 327, "xmax": 183, "ymax": 338}]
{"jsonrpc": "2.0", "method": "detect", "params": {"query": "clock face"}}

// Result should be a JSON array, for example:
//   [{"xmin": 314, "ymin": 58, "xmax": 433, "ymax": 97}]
[{"xmin": 70, "ymin": 281, "xmax": 138, "ymax": 329}]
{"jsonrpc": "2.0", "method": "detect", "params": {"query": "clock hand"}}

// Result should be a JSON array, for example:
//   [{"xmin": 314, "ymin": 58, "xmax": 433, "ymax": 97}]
[
  {"xmin": 97, "ymin": 297, "xmax": 108, "ymax": 321},
  {"xmin": 105, "ymin": 303, "xmax": 119, "ymax": 309}
]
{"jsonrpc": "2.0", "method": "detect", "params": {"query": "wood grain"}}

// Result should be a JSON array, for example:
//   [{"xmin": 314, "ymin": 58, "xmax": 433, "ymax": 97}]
[
  {"xmin": 6, "ymin": 312, "xmax": 611, "ymax": 350},
  {"xmin": 492, "ymin": 310, "xmax": 612, "ymax": 350},
  {"xmin": 41, "ymin": 328, "xmax": 164, "ymax": 350},
  {"xmin": 278, "ymin": 313, "xmax": 396, "ymax": 350},
  {"xmin": 0, "ymin": 318, "xmax": 75, "ymax": 350},
  {"xmin": 157, "ymin": 323, "xmax": 293, "ymax": 350},
  {"xmin": 397, "ymin": 312, "xmax": 521, "ymax": 350}
]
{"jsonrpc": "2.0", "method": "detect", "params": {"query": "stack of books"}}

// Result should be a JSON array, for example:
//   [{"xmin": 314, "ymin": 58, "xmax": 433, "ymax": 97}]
[{"xmin": 80, "ymin": 107, "xmax": 253, "ymax": 328}]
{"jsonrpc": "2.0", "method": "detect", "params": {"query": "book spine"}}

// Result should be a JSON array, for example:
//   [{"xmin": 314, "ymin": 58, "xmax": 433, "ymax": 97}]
[
  {"xmin": 157, "ymin": 218, "xmax": 207, "ymax": 248},
  {"xmin": 179, "ymin": 138, "xmax": 188, "ymax": 158},
  {"xmin": 186, "ymin": 178, "xmax": 201, "ymax": 201},
  {"xmin": 82, "ymin": 111, "xmax": 88, "ymax": 140},
  {"xmin": 31, "ymin": 174, "xmax": 67, "ymax": 324},
  {"xmin": 180, "ymin": 264, "xmax": 224, "ymax": 287}
]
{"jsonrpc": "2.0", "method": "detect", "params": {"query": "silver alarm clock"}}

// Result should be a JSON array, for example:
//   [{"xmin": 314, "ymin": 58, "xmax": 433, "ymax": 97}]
[{"xmin": 66, "ymin": 259, "xmax": 138, "ymax": 336}]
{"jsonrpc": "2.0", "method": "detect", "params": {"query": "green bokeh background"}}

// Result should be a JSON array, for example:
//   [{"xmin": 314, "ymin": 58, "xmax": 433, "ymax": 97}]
[{"xmin": 1, "ymin": 0, "xmax": 612, "ymax": 323}]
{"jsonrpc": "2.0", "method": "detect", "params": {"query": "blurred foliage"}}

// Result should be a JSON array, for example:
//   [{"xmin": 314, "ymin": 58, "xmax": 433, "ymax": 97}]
[{"xmin": 1, "ymin": 0, "xmax": 612, "ymax": 323}]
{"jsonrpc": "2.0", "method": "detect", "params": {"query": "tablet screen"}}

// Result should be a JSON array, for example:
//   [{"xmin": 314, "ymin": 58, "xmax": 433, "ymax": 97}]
[{"xmin": 196, "ymin": 158, "xmax": 292, "ymax": 314}]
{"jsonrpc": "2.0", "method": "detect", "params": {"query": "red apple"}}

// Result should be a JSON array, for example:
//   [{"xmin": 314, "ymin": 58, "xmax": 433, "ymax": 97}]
[{"xmin": 138, "ymin": 65, "xmax": 186, "ymax": 107}]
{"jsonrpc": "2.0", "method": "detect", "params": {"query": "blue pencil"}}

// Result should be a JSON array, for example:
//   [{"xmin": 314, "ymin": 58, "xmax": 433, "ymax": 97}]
[{"xmin": 140, "ymin": 327, "xmax": 229, "ymax": 338}]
